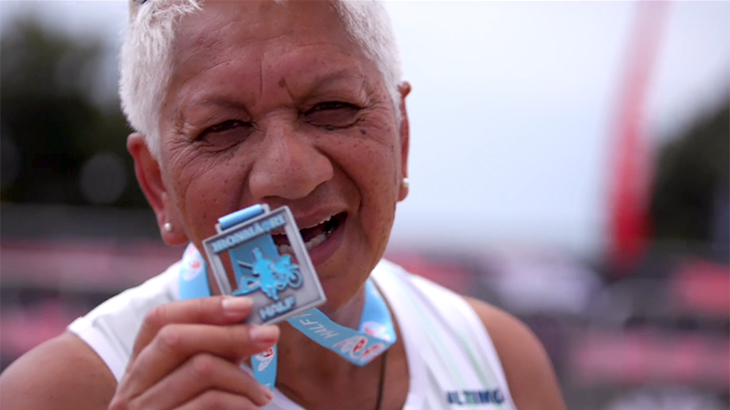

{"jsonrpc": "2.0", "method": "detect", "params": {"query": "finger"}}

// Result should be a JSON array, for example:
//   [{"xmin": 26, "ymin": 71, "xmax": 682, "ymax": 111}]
[
  {"xmin": 176, "ymin": 390, "xmax": 262, "ymax": 410},
  {"xmin": 131, "ymin": 296, "xmax": 254, "ymax": 362},
  {"xmin": 119, "ymin": 323, "xmax": 279, "ymax": 398},
  {"xmin": 134, "ymin": 354, "xmax": 273, "ymax": 409}
]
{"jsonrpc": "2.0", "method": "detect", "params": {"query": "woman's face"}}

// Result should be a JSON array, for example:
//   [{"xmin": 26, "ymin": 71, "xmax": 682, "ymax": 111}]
[{"xmin": 131, "ymin": 0, "xmax": 409, "ymax": 311}]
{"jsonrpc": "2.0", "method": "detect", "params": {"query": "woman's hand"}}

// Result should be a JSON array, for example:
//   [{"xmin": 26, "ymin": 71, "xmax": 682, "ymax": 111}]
[{"xmin": 108, "ymin": 296, "xmax": 278, "ymax": 410}]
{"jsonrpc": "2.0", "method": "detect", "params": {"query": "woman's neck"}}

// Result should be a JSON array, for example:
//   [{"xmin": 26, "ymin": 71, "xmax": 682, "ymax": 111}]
[{"xmin": 272, "ymin": 285, "xmax": 379, "ymax": 405}]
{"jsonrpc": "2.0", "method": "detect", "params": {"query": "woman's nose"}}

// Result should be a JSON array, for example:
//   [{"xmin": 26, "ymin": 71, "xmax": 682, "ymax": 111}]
[{"xmin": 247, "ymin": 122, "xmax": 334, "ymax": 200}]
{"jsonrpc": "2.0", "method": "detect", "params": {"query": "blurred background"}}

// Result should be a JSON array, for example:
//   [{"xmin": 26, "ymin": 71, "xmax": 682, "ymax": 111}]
[{"xmin": 1, "ymin": 2, "xmax": 728, "ymax": 409}]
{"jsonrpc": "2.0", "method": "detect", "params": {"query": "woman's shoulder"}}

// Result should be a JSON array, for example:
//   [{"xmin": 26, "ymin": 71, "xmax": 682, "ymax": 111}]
[
  {"xmin": 374, "ymin": 259, "xmax": 565, "ymax": 410},
  {"xmin": 0, "ymin": 264, "xmax": 182, "ymax": 409},
  {"xmin": 373, "ymin": 259, "xmax": 490, "ymax": 327},
  {"xmin": 0, "ymin": 332, "xmax": 117, "ymax": 410},
  {"xmin": 67, "ymin": 262, "xmax": 181, "ymax": 381},
  {"xmin": 463, "ymin": 298, "xmax": 567, "ymax": 410}
]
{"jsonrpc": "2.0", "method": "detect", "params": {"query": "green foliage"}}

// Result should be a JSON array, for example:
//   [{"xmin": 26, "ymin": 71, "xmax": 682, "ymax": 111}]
[
  {"xmin": 0, "ymin": 17, "xmax": 147, "ymax": 208},
  {"xmin": 650, "ymin": 98, "xmax": 730, "ymax": 244}
]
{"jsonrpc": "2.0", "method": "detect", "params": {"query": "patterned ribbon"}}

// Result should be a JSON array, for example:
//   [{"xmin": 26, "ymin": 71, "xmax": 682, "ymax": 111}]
[{"xmin": 178, "ymin": 224, "xmax": 396, "ymax": 390}]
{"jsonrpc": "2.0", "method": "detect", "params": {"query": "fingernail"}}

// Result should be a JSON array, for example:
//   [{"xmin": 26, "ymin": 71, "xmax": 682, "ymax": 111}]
[
  {"xmin": 221, "ymin": 297, "xmax": 252, "ymax": 315},
  {"xmin": 249, "ymin": 325, "xmax": 279, "ymax": 343},
  {"xmin": 260, "ymin": 385, "xmax": 274, "ymax": 402}
]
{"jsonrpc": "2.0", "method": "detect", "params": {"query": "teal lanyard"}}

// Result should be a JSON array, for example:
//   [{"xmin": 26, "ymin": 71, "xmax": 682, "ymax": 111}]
[{"xmin": 178, "ymin": 244, "xmax": 396, "ymax": 390}]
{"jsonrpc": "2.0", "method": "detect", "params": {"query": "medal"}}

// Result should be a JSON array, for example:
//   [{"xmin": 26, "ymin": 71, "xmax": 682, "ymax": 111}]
[
  {"xmin": 202, "ymin": 204, "xmax": 327, "ymax": 325},
  {"xmin": 185, "ymin": 204, "xmax": 395, "ymax": 391}
]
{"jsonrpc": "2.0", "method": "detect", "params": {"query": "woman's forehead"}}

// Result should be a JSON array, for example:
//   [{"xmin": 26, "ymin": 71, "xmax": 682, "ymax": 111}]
[
  {"xmin": 175, "ymin": 1, "xmax": 348, "ymax": 48},
  {"xmin": 165, "ymin": 1, "xmax": 381, "ymax": 105},
  {"xmin": 154, "ymin": 1, "xmax": 391, "ymax": 128},
  {"xmin": 172, "ymin": 2, "xmax": 365, "ymax": 75}
]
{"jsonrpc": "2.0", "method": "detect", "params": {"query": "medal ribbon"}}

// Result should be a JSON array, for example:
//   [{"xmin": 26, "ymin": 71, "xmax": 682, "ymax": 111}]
[{"xmin": 178, "ymin": 242, "xmax": 396, "ymax": 391}]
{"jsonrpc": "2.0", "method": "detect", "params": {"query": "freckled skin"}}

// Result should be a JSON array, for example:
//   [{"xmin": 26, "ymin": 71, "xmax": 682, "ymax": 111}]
[{"xmin": 154, "ymin": 0, "xmax": 409, "ymax": 313}]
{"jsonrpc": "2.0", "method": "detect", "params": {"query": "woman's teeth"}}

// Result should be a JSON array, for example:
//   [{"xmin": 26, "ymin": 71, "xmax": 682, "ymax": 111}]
[
  {"xmin": 305, "ymin": 215, "xmax": 332, "ymax": 229},
  {"xmin": 276, "ymin": 231, "xmax": 329, "ymax": 255},
  {"xmin": 277, "ymin": 243, "xmax": 294, "ymax": 255},
  {"xmin": 305, "ymin": 231, "xmax": 328, "ymax": 250},
  {"xmin": 274, "ymin": 213, "xmax": 343, "ymax": 255}
]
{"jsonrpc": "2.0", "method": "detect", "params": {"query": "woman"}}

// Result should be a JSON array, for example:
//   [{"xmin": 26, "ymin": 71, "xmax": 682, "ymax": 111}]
[{"xmin": 0, "ymin": 1, "xmax": 566, "ymax": 409}]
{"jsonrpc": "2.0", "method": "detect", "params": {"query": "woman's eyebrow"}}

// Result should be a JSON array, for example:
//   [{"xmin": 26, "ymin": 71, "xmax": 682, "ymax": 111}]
[
  {"xmin": 309, "ymin": 68, "xmax": 365, "ymax": 86},
  {"xmin": 189, "ymin": 97, "xmax": 250, "ymax": 112},
  {"xmin": 179, "ymin": 66, "xmax": 370, "ymax": 116},
  {"xmin": 296, "ymin": 68, "xmax": 368, "ymax": 96},
  {"xmin": 186, "ymin": 75, "xmax": 369, "ymax": 113}
]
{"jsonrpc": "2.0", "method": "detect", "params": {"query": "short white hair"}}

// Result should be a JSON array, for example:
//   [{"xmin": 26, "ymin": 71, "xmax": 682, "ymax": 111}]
[{"xmin": 119, "ymin": 0, "xmax": 403, "ymax": 159}]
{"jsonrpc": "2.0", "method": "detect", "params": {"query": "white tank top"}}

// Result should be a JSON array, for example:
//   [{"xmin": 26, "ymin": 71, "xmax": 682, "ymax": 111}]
[{"xmin": 68, "ymin": 259, "xmax": 517, "ymax": 409}]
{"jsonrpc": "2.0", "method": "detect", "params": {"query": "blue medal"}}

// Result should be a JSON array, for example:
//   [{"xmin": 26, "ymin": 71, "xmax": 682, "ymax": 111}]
[
  {"xmin": 179, "ymin": 205, "xmax": 396, "ymax": 390},
  {"xmin": 202, "ymin": 204, "xmax": 326, "ymax": 325}
]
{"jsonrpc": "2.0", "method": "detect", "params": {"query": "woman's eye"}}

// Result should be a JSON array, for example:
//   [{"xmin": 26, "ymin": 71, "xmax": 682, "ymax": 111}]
[
  {"xmin": 305, "ymin": 102, "xmax": 360, "ymax": 128},
  {"xmin": 207, "ymin": 120, "xmax": 251, "ymax": 134},
  {"xmin": 197, "ymin": 120, "xmax": 252, "ymax": 147}
]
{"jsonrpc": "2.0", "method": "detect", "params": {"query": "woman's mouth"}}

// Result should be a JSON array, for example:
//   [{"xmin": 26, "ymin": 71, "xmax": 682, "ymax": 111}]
[{"xmin": 272, "ymin": 212, "xmax": 346, "ymax": 255}]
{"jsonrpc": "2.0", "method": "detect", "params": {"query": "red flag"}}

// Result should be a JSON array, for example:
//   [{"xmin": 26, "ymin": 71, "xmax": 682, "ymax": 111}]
[{"xmin": 608, "ymin": 1, "xmax": 671, "ymax": 271}]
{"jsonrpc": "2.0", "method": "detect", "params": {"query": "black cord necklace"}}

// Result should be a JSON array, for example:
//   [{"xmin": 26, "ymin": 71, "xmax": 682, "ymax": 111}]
[{"xmin": 374, "ymin": 349, "xmax": 388, "ymax": 410}]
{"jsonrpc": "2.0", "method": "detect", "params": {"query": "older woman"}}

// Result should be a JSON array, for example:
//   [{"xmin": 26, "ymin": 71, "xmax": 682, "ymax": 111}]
[{"xmin": 0, "ymin": 1, "xmax": 566, "ymax": 409}]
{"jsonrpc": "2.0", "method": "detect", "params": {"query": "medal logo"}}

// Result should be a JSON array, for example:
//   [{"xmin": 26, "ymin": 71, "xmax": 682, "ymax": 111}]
[
  {"xmin": 202, "ymin": 204, "xmax": 327, "ymax": 325},
  {"xmin": 234, "ymin": 248, "xmax": 303, "ymax": 300}
]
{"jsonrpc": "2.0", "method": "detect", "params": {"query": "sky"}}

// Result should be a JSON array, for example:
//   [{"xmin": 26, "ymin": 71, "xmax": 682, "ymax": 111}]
[{"xmin": 1, "ymin": 1, "xmax": 729, "ymax": 258}]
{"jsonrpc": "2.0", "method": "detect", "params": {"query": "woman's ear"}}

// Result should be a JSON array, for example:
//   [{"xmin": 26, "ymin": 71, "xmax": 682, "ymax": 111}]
[
  {"xmin": 397, "ymin": 82, "xmax": 411, "ymax": 202},
  {"xmin": 127, "ymin": 133, "xmax": 188, "ymax": 246}
]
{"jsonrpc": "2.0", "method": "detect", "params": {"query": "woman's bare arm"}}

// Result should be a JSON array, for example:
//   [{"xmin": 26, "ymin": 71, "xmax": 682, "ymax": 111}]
[
  {"xmin": 0, "ymin": 332, "xmax": 117, "ymax": 410},
  {"xmin": 465, "ymin": 297, "xmax": 567, "ymax": 410}
]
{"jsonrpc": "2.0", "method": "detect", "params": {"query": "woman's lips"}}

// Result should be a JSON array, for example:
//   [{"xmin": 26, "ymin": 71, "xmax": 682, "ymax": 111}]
[
  {"xmin": 305, "ymin": 213, "xmax": 346, "ymax": 266},
  {"xmin": 273, "ymin": 212, "xmax": 347, "ymax": 263}
]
